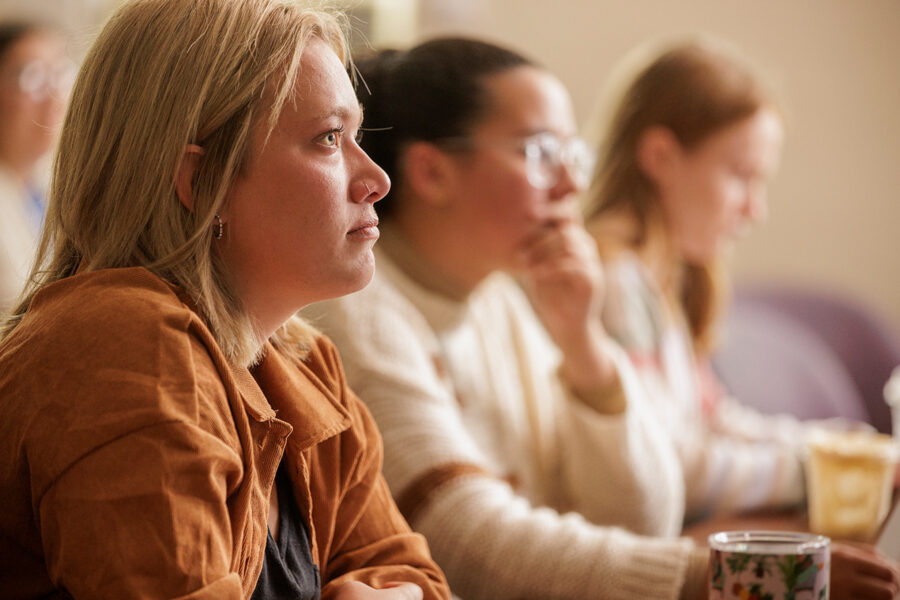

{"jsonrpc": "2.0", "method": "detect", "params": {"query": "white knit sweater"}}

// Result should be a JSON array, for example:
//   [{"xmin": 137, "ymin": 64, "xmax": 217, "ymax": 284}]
[
  {"xmin": 0, "ymin": 167, "xmax": 41, "ymax": 310},
  {"xmin": 601, "ymin": 252, "xmax": 809, "ymax": 520},
  {"xmin": 304, "ymin": 236, "xmax": 706, "ymax": 600}
]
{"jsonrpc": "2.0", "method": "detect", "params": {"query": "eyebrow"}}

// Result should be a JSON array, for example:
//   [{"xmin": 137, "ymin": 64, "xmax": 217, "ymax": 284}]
[{"xmin": 303, "ymin": 103, "xmax": 364, "ymax": 126}]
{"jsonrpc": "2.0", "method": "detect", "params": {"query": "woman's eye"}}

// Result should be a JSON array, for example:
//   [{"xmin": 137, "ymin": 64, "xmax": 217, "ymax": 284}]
[{"xmin": 318, "ymin": 128, "xmax": 343, "ymax": 148}]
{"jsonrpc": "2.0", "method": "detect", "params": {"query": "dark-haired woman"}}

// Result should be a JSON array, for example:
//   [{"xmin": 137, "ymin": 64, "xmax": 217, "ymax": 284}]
[{"xmin": 305, "ymin": 38, "xmax": 709, "ymax": 599}]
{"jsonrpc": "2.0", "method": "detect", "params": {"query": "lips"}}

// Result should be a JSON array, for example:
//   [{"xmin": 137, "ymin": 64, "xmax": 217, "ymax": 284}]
[{"xmin": 348, "ymin": 217, "xmax": 380, "ymax": 238}]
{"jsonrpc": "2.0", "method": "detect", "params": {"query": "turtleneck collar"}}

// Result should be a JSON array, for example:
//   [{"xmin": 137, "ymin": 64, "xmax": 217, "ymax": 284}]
[{"xmin": 377, "ymin": 221, "xmax": 472, "ymax": 302}]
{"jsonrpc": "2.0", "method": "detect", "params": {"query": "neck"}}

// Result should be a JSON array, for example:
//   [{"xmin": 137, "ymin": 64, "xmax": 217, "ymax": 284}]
[
  {"xmin": 390, "ymin": 209, "xmax": 494, "ymax": 296},
  {"xmin": 0, "ymin": 149, "xmax": 32, "ymax": 185}
]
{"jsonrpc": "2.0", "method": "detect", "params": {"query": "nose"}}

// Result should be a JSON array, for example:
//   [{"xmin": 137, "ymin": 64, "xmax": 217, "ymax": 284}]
[
  {"xmin": 548, "ymin": 160, "xmax": 579, "ymax": 201},
  {"xmin": 354, "ymin": 152, "xmax": 391, "ymax": 204},
  {"xmin": 745, "ymin": 186, "xmax": 768, "ymax": 224}
]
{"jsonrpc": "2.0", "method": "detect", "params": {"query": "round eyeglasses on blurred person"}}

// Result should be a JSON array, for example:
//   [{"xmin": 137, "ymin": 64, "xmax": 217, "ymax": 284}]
[{"xmin": 436, "ymin": 132, "xmax": 596, "ymax": 190}]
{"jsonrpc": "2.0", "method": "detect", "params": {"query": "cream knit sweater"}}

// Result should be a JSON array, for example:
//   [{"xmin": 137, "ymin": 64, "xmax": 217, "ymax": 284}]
[
  {"xmin": 304, "ymin": 236, "xmax": 708, "ymax": 600},
  {"xmin": 601, "ymin": 252, "xmax": 810, "ymax": 520}
]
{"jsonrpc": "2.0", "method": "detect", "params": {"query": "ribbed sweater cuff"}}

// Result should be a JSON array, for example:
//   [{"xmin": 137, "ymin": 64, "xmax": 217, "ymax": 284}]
[{"xmin": 588, "ymin": 532, "xmax": 698, "ymax": 600}]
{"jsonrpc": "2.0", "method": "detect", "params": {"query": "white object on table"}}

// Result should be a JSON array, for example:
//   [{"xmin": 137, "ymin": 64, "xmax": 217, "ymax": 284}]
[
  {"xmin": 880, "ymin": 367, "xmax": 900, "ymax": 560},
  {"xmin": 885, "ymin": 366, "xmax": 900, "ymax": 443}
]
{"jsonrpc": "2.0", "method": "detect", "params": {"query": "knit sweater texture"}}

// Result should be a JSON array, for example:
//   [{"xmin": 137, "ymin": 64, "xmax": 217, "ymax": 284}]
[
  {"xmin": 304, "ymin": 233, "xmax": 707, "ymax": 600},
  {"xmin": 601, "ymin": 252, "xmax": 811, "ymax": 520}
]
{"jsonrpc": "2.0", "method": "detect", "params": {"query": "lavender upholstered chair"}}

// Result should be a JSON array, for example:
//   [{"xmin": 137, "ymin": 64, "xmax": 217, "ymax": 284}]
[{"xmin": 712, "ymin": 286, "xmax": 900, "ymax": 433}]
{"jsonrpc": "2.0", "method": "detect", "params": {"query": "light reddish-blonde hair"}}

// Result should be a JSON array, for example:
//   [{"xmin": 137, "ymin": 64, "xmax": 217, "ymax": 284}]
[{"xmin": 585, "ymin": 37, "xmax": 779, "ymax": 354}]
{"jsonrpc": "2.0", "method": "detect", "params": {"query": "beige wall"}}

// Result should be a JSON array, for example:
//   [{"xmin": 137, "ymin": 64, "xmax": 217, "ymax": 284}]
[
  {"xmin": 4, "ymin": 0, "xmax": 898, "ymax": 332},
  {"xmin": 414, "ymin": 0, "xmax": 900, "ymax": 332}
]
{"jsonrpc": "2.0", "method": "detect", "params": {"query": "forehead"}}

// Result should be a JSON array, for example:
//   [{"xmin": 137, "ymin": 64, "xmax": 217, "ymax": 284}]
[
  {"xmin": 1, "ymin": 31, "xmax": 64, "ymax": 69},
  {"xmin": 474, "ymin": 66, "xmax": 576, "ymax": 137},
  {"xmin": 701, "ymin": 109, "xmax": 783, "ymax": 153},
  {"xmin": 286, "ymin": 37, "xmax": 359, "ymax": 124}
]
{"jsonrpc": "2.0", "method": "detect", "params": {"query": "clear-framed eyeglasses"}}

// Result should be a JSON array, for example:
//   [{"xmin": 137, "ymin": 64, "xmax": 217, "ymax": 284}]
[
  {"xmin": 3, "ymin": 59, "xmax": 76, "ymax": 102},
  {"xmin": 436, "ymin": 132, "xmax": 596, "ymax": 191}
]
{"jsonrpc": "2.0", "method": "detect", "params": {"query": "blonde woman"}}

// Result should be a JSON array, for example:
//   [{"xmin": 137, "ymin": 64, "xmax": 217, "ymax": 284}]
[
  {"xmin": 0, "ymin": 1, "xmax": 448, "ymax": 598},
  {"xmin": 585, "ymin": 38, "xmax": 899, "ymax": 599}
]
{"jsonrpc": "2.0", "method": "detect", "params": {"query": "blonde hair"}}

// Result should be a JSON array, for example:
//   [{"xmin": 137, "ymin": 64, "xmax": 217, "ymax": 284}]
[
  {"xmin": 1, "ymin": 0, "xmax": 348, "ymax": 366},
  {"xmin": 584, "ymin": 36, "xmax": 777, "ymax": 354}
]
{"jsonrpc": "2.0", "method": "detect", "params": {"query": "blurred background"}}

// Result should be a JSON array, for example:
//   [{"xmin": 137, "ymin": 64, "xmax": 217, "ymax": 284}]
[{"xmin": 2, "ymin": 0, "xmax": 898, "ymax": 332}]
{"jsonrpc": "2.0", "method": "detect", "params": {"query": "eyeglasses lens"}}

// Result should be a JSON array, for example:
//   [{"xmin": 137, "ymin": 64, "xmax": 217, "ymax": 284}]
[
  {"xmin": 524, "ymin": 134, "xmax": 595, "ymax": 190},
  {"xmin": 15, "ymin": 60, "xmax": 75, "ymax": 102}
]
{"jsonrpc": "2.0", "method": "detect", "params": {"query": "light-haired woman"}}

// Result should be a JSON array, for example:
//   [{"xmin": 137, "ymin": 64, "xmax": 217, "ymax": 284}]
[
  {"xmin": 0, "ymin": 1, "xmax": 449, "ymax": 598},
  {"xmin": 585, "ymin": 37, "xmax": 899, "ymax": 599}
]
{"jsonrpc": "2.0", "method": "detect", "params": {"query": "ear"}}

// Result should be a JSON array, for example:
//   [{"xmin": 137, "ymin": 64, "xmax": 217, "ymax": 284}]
[
  {"xmin": 636, "ymin": 126, "xmax": 680, "ymax": 184},
  {"xmin": 401, "ymin": 142, "xmax": 457, "ymax": 208},
  {"xmin": 175, "ymin": 144, "xmax": 205, "ymax": 212}
]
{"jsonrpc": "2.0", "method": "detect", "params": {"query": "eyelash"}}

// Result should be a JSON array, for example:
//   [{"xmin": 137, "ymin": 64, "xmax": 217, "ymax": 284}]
[{"xmin": 318, "ymin": 126, "xmax": 364, "ymax": 148}]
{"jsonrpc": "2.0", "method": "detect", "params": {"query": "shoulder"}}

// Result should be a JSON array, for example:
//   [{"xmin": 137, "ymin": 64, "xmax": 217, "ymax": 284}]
[
  {"xmin": 2, "ymin": 268, "xmax": 207, "ymax": 383},
  {"xmin": 603, "ymin": 250, "xmax": 650, "ymax": 296},
  {"xmin": 20, "ymin": 267, "xmax": 195, "ymax": 338},
  {"xmin": 600, "ymin": 251, "xmax": 669, "ymax": 353},
  {"xmin": 473, "ymin": 272, "xmax": 554, "ymax": 345},
  {"xmin": 0, "ymin": 268, "xmax": 231, "ymax": 485}
]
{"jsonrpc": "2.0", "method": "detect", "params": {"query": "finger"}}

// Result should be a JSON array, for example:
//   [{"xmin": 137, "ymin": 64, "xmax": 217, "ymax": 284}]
[
  {"xmin": 848, "ymin": 575, "xmax": 900, "ymax": 600},
  {"xmin": 521, "ymin": 225, "xmax": 596, "ymax": 268},
  {"xmin": 855, "ymin": 556, "xmax": 899, "ymax": 581},
  {"xmin": 836, "ymin": 545, "xmax": 899, "ymax": 581},
  {"xmin": 379, "ymin": 582, "xmax": 423, "ymax": 600},
  {"xmin": 523, "ymin": 258, "xmax": 593, "ymax": 285},
  {"xmin": 541, "ymin": 201, "xmax": 581, "ymax": 226}
]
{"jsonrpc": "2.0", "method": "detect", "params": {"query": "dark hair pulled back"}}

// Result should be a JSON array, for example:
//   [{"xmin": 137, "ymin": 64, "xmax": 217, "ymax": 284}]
[
  {"xmin": 355, "ymin": 37, "xmax": 532, "ymax": 217},
  {"xmin": 0, "ymin": 21, "xmax": 47, "ymax": 60}
]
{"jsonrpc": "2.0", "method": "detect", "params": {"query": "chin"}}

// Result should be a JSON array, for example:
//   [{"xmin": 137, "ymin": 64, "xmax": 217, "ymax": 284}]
[
  {"xmin": 343, "ymin": 258, "xmax": 377, "ymax": 296},
  {"xmin": 682, "ymin": 245, "xmax": 719, "ymax": 265}
]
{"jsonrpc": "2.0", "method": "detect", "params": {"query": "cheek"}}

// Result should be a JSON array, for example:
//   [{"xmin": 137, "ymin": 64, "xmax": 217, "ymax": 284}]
[
  {"xmin": 482, "ymin": 180, "xmax": 542, "ymax": 238},
  {"xmin": 713, "ymin": 178, "xmax": 750, "ymax": 224}
]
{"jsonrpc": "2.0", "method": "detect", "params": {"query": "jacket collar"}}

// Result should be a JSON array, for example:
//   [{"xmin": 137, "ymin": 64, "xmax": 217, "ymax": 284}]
[{"xmin": 235, "ymin": 341, "xmax": 351, "ymax": 451}]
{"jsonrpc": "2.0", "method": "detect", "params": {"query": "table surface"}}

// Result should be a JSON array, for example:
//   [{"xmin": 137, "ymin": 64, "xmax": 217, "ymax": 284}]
[
  {"xmin": 683, "ymin": 492, "xmax": 900, "ymax": 546},
  {"xmin": 683, "ymin": 507, "xmax": 813, "ymax": 545}
]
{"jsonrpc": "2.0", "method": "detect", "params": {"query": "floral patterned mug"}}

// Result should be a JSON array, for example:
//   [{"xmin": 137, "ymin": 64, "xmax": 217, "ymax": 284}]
[{"xmin": 708, "ymin": 531, "xmax": 830, "ymax": 600}]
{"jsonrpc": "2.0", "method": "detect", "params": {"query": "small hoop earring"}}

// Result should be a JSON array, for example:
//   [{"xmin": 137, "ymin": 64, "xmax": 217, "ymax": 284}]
[{"xmin": 214, "ymin": 214, "xmax": 225, "ymax": 240}]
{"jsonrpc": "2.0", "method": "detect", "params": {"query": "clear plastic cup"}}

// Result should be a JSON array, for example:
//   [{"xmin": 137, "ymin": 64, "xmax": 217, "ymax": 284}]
[
  {"xmin": 708, "ymin": 531, "xmax": 830, "ymax": 599},
  {"xmin": 806, "ymin": 430, "xmax": 898, "ymax": 541}
]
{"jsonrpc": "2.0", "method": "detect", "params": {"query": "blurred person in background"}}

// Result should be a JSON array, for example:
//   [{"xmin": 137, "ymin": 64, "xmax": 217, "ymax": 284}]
[
  {"xmin": 305, "ymin": 36, "xmax": 713, "ymax": 600},
  {"xmin": 0, "ymin": 20, "xmax": 70, "ymax": 310},
  {"xmin": 584, "ymin": 36, "xmax": 899, "ymax": 599},
  {"xmin": 309, "ymin": 34, "xmax": 900, "ymax": 600},
  {"xmin": 0, "ymin": 0, "xmax": 450, "ymax": 598}
]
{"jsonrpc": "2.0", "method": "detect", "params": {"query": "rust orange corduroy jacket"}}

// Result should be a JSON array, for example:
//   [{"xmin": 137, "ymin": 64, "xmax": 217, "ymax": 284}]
[{"xmin": 0, "ymin": 267, "xmax": 449, "ymax": 600}]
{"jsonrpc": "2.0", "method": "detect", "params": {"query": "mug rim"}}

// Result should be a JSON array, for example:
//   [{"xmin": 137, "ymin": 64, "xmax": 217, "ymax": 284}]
[{"xmin": 708, "ymin": 530, "xmax": 830, "ymax": 553}]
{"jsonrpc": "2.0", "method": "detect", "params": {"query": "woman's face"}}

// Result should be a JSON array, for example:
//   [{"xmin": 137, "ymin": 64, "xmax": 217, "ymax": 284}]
[
  {"xmin": 655, "ymin": 108, "xmax": 784, "ymax": 264},
  {"xmin": 0, "ymin": 31, "xmax": 70, "ymax": 174},
  {"xmin": 443, "ymin": 66, "xmax": 582, "ymax": 272},
  {"xmin": 219, "ymin": 38, "xmax": 390, "ymax": 334}
]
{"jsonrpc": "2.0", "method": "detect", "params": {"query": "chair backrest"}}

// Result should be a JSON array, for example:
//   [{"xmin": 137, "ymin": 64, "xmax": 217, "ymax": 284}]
[{"xmin": 712, "ymin": 286, "xmax": 900, "ymax": 433}]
